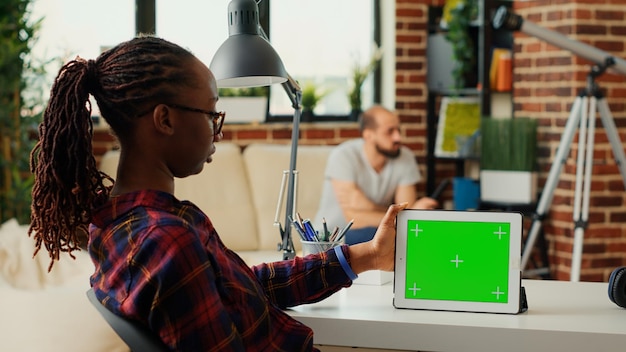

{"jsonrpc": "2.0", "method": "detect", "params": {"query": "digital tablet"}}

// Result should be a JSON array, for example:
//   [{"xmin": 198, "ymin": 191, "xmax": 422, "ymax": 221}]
[{"xmin": 393, "ymin": 209, "xmax": 526, "ymax": 314}]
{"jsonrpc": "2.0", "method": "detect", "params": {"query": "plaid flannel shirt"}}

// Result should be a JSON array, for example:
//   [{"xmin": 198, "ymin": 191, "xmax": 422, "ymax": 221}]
[{"xmin": 89, "ymin": 190, "xmax": 353, "ymax": 351}]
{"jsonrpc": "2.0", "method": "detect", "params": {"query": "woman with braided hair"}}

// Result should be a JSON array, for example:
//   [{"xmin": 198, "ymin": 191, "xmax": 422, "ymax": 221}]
[{"xmin": 29, "ymin": 36, "xmax": 406, "ymax": 351}]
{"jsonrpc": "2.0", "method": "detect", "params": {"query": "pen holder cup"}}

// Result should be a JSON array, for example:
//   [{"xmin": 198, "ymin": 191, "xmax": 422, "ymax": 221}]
[{"xmin": 301, "ymin": 240, "xmax": 343, "ymax": 256}]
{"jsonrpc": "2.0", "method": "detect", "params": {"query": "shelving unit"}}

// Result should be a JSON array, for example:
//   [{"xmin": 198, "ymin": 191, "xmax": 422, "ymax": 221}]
[{"xmin": 425, "ymin": 0, "xmax": 513, "ymax": 195}]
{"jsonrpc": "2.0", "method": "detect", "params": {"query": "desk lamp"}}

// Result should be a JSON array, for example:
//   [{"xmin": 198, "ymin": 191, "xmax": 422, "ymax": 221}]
[{"xmin": 210, "ymin": 0, "xmax": 302, "ymax": 260}]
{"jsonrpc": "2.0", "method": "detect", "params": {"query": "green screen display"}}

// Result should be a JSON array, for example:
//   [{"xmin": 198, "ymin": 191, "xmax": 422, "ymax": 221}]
[{"xmin": 404, "ymin": 220, "xmax": 510, "ymax": 303}]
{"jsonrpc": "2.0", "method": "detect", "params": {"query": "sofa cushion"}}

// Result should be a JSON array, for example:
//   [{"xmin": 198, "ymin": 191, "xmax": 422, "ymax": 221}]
[
  {"xmin": 0, "ymin": 219, "xmax": 91, "ymax": 290},
  {"xmin": 175, "ymin": 142, "xmax": 258, "ymax": 251},
  {"xmin": 98, "ymin": 149, "xmax": 119, "ymax": 181},
  {"xmin": 96, "ymin": 142, "xmax": 333, "ymax": 258},
  {"xmin": 0, "ymin": 274, "xmax": 127, "ymax": 352},
  {"xmin": 98, "ymin": 144, "xmax": 259, "ymax": 252},
  {"xmin": 0, "ymin": 220, "xmax": 127, "ymax": 351},
  {"xmin": 243, "ymin": 143, "xmax": 334, "ymax": 251}
]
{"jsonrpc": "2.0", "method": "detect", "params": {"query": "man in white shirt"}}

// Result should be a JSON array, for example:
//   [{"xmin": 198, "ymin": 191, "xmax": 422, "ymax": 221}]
[{"xmin": 314, "ymin": 105, "xmax": 438, "ymax": 244}]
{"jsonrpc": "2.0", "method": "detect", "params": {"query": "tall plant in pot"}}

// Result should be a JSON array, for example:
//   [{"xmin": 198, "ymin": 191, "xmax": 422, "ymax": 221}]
[
  {"xmin": 0, "ymin": 0, "xmax": 44, "ymax": 225},
  {"xmin": 348, "ymin": 45, "xmax": 382, "ymax": 120},
  {"xmin": 443, "ymin": 0, "xmax": 478, "ymax": 90},
  {"xmin": 480, "ymin": 117, "xmax": 538, "ymax": 204}
]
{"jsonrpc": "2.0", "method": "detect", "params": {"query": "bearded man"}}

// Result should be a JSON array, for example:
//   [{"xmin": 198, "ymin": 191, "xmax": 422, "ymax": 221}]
[{"xmin": 313, "ymin": 105, "xmax": 438, "ymax": 245}]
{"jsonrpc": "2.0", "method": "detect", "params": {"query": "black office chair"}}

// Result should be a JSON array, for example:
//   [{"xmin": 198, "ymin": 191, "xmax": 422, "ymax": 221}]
[{"xmin": 86, "ymin": 289, "xmax": 170, "ymax": 352}]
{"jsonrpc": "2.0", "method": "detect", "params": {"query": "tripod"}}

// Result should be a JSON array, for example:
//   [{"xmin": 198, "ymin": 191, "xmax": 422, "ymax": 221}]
[{"xmin": 522, "ymin": 61, "xmax": 626, "ymax": 281}]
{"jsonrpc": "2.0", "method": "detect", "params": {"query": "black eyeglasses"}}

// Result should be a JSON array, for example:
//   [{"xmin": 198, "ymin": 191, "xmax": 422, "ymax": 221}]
[{"xmin": 168, "ymin": 104, "xmax": 226, "ymax": 136}]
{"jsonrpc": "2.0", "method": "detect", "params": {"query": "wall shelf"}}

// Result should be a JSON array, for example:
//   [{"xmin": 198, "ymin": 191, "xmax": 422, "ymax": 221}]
[{"xmin": 425, "ymin": 0, "xmax": 514, "ymax": 195}]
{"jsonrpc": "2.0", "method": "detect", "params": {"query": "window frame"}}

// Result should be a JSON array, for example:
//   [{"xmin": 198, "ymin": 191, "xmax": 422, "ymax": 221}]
[{"xmin": 261, "ymin": 0, "xmax": 382, "ymax": 123}]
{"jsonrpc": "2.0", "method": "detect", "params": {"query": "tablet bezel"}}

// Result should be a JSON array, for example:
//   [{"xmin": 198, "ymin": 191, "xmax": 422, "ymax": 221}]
[{"xmin": 393, "ymin": 209, "xmax": 523, "ymax": 314}]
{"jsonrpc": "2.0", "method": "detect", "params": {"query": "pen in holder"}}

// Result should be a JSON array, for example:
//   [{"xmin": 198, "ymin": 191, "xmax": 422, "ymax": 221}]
[
  {"xmin": 291, "ymin": 215, "xmax": 350, "ymax": 256},
  {"xmin": 301, "ymin": 239, "xmax": 343, "ymax": 256}
]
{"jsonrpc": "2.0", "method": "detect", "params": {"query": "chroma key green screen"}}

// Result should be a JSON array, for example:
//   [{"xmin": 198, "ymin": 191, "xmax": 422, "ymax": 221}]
[{"xmin": 404, "ymin": 220, "xmax": 511, "ymax": 303}]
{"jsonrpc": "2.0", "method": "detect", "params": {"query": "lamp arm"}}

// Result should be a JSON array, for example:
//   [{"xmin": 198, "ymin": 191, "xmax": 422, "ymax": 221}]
[
  {"xmin": 257, "ymin": 24, "xmax": 303, "ymax": 259},
  {"xmin": 282, "ymin": 75, "xmax": 302, "ymax": 108},
  {"xmin": 278, "ymin": 82, "xmax": 302, "ymax": 259}
]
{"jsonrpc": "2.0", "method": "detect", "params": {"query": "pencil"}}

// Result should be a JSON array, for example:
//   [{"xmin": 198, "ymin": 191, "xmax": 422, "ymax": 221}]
[
  {"xmin": 329, "ymin": 226, "xmax": 340, "ymax": 241},
  {"xmin": 335, "ymin": 219, "xmax": 354, "ymax": 243},
  {"xmin": 295, "ymin": 212, "xmax": 304, "ymax": 229},
  {"xmin": 322, "ymin": 217, "xmax": 329, "ymax": 241}
]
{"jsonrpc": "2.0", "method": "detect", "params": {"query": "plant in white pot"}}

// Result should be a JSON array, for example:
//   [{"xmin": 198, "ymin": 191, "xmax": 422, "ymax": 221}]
[
  {"xmin": 480, "ymin": 117, "xmax": 538, "ymax": 204},
  {"xmin": 217, "ymin": 87, "xmax": 268, "ymax": 124}
]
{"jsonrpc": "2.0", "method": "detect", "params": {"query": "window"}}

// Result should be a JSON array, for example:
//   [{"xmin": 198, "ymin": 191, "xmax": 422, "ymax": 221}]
[
  {"xmin": 30, "ymin": 0, "xmax": 134, "ymax": 94},
  {"xmin": 155, "ymin": 0, "xmax": 228, "ymax": 69},
  {"xmin": 31, "ymin": 0, "xmax": 381, "ymax": 122},
  {"xmin": 267, "ymin": 0, "xmax": 379, "ymax": 121}
]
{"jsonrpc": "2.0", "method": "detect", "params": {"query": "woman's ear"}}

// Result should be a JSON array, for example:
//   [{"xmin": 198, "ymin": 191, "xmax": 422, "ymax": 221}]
[{"xmin": 151, "ymin": 104, "xmax": 175, "ymax": 135}]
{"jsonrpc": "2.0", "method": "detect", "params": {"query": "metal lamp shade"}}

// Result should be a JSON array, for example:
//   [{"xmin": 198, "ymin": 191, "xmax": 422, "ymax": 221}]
[
  {"xmin": 210, "ymin": 34, "xmax": 288, "ymax": 88},
  {"xmin": 209, "ymin": 0, "xmax": 288, "ymax": 88}
]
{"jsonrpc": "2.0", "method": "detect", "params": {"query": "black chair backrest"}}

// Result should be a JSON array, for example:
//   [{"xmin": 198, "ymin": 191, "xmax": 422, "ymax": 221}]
[{"xmin": 86, "ymin": 289, "xmax": 170, "ymax": 352}]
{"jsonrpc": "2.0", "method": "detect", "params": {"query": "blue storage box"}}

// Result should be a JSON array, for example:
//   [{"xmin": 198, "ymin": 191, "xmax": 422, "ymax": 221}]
[{"xmin": 453, "ymin": 177, "xmax": 480, "ymax": 210}]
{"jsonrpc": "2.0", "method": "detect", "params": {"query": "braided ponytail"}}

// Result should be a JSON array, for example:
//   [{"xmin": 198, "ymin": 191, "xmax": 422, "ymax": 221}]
[
  {"xmin": 29, "ymin": 58, "xmax": 110, "ymax": 269},
  {"xmin": 29, "ymin": 36, "xmax": 195, "ymax": 270}
]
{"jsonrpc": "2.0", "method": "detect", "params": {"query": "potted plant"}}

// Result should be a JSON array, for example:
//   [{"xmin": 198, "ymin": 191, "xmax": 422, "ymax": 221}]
[
  {"xmin": 217, "ymin": 86, "xmax": 268, "ymax": 124},
  {"xmin": 0, "ymin": 0, "xmax": 43, "ymax": 225},
  {"xmin": 480, "ymin": 117, "xmax": 538, "ymax": 204},
  {"xmin": 443, "ymin": 0, "xmax": 478, "ymax": 90},
  {"xmin": 348, "ymin": 46, "xmax": 383, "ymax": 120},
  {"xmin": 300, "ymin": 82, "xmax": 329, "ymax": 122}
]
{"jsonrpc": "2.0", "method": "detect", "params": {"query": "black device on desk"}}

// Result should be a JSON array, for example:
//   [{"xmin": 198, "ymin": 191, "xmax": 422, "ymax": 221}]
[
  {"xmin": 430, "ymin": 178, "xmax": 451, "ymax": 201},
  {"xmin": 609, "ymin": 266, "xmax": 626, "ymax": 308}
]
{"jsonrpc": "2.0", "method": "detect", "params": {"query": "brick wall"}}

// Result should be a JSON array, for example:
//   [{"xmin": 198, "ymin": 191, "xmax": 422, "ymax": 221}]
[
  {"xmin": 513, "ymin": 0, "xmax": 626, "ymax": 281},
  {"xmin": 92, "ymin": 0, "xmax": 626, "ymax": 282},
  {"xmin": 395, "ymin": 0, "xmax": 451, "ymax": 194}
]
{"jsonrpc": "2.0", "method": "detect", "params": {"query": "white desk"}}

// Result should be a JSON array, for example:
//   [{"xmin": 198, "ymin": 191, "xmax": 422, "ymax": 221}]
[{"xmin": 288, "ymin": 279, "xmax": 626, "ymax": 351}]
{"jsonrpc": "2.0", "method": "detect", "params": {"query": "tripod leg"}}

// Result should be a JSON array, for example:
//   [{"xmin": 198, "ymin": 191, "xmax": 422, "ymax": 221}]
[
  {"xmin": 571, "ymin": 96, "xmax": 595, "ymax": 282},
  {"xmin": 597, "ymin": 97, "xmax": 626, "ymax": 188},
  {"xmin": 522, "ymin": 96, "xmax": 584, "ymax": 272}
]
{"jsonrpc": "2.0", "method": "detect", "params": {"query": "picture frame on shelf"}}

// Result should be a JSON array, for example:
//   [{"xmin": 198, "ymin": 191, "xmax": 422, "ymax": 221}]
[{"xmin": 434, "ymin": 96, "xmax": 481, "ymax": 158}]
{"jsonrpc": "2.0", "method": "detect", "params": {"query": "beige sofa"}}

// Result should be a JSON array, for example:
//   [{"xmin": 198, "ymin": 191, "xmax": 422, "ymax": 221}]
[
  {"xmin": 99, "ymin": 142, "xmax": 334, "ymax": 264},
  {"xmin": 0, "ymin": 142, "xmax": 333, "ymax": 352}
]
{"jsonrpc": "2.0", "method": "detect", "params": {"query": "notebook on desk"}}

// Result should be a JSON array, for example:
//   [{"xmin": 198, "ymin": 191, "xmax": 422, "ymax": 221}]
[{"xmin": 393, "ymin": 209, "xmax": 528, "ymax": 314}]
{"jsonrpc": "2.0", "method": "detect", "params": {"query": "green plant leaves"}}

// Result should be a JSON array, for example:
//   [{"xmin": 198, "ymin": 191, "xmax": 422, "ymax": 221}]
[
  {"xmin": 480, "ymin": 117, "xmax": 538, "ymax": 172},
  {"xmin": 218, "ymin": 87, "xmax": 269, "ymax": 97},
  {"xmin": 301, "ymin": 82, "xmax": 330, "ymax": 111},
  {"xmin": 1, "ymin": 0, "xmax": 43, "ymax": 224},
  {"xmin": 444, "ymin": 0, "xmax": 478, "ymax": 90}
]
